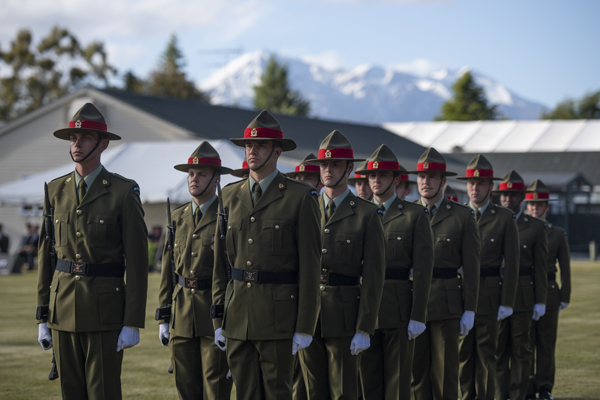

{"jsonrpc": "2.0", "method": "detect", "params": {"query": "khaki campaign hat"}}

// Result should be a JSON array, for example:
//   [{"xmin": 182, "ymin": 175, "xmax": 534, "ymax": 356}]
[
  {"xmin": 355, "ymin": 144, "xmax": 410, "ymax": 175},
  {"xmin": 54, "ymin": 103, "xmax": 121, "ymax": 140},
  {"xmin": 524, "ymin": 179, "xmax": 556, "ymax": 202},
  {"xmin": 230, "ymin": 157, "xmax": 250, "ymax": 178},
  {"xmin": 286, "ymin": 153, "xmax": 320, "ymax": 179},
  {"xmin": 408, "ymin": 147, "xmax": 457, "ymax": 176},
  {"xmin": 455, "ymin": 155, "xmax": 502, "ymax": 181},
  {"xmin": 174, "ymin": 141, "xmax": 233, "ymax": 174},
  {"xmin": 444, "ymin": 185, "xmax": 459, "ymax": 202},
  {"xmin": 306, "ymin": 130, "xmax": 365, "ymax": 163},
  {"xmin": 229, "ymin": 110, "xmax": 296, "ymax": 151},
  {"xmin": 493, "ymin": 170, "xmax": 526, "ymax": 193},
  {"xmin": 348, "ymin": 161, "xmax": 369, "ymax": 183}
]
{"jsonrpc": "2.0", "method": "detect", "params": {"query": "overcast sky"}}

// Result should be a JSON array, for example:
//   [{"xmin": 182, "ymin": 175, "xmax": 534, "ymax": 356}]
[{"xmin": 1, "ymin": 0, "xmax": 598, "ymax": 108}]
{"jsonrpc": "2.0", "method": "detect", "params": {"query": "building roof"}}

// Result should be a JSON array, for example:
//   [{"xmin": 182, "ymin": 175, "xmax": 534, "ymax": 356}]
[{"xmin": 383, "ymin": 120, "xmax": 600, "ymax": 153}]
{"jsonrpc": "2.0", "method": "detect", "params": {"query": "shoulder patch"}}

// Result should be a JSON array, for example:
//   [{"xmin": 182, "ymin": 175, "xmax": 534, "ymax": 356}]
[
  {"xmin": 470, "ymin": 209, "xmax": 475, "ymax": 215},
  {"xmin": 311, "ymin": 189, "xmax": 318, "ymax": 196},
  {"xmin": 424, "ymin": 208, "xmax": 429, "ymax": 213},
  {"xmin": 377, "ymin": 209, "xmax": 384, "ymax": 215},
  {"xmin": 132, "ymin": 185, "xmax": 140, "ymax": 196}
]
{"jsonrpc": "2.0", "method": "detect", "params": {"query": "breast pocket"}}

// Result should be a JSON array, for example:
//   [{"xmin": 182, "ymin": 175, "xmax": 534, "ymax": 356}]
[
  {"xmin": 54, "ymin": 212, "xmax": 69, "ymax": 247},
  {"xmin": 335, "ymin": 234, "xmax": 363, "ymax": 265},
  {"xmin": 435, "ymin": 234, "xmax": 459, "ymax": 259},
  {"xmin": 261, "ymin": 220, "xmax": 289, "ymax": 256},
  {"xmin": 386, "ymin": 231, "xmax": 409, "ymax": 260},
  {"xmin": 226, "ymin": 219, "xmax": 242, "ymax": 257},
  {"xmin": 200, "ymin": 236, "xmax": 214, "ymax": 267},
  {"xmin": 482, "ymin": 235, "xmax": 501, "ymax": 254},
  {"xmin": 87, "ymin": 214, "xmax": 117, "ymax": 248}
]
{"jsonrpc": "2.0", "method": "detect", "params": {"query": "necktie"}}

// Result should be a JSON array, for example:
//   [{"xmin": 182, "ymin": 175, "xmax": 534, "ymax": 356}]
[
  {"xmin": 78, "ymin": 180, "xmax": 87, "ymax": 203},
  {"xmin": 195, "ymin": 209, "xmax": 202, "ymax": 226},
  {"xmin": 326, "ymin": 202, "xmax": 336, "ymax": 222},
  {"xmin": 379, "ymin": 204, "xmax": 386, "ymax": 214},
  {"xmin": 253, "ymin": 182, "xmax": 262, "ymax": 206},
  {"xmin": 426, "ymin": 204, "xmax": 436, "ymax": 220},
  {"xmin": 474, "ymin": 209, "xmax": 481, "ymax": 221}
]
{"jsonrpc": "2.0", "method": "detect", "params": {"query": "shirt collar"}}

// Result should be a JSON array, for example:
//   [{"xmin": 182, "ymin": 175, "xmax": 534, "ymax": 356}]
[
  {"xmin": 470, "ymin": 200, "xmax": 490, "ymax": 215},
  {"xmin": 74, "ymin": 164, "xmax": 103, "ymax": 189},
  {"xmin": 323, "ymin": 188, "xmax": 350, "ymax": 209},
  {"xmin": 420, "ymin": 195, "xmax": 444, "ymax": 211},
  {"xmin": 248, "ymin": 169, "xmax": 279, "ymax": 195},
  {"xmin": 192, "ymin": 195, "xmax": 217, "ymax": 216},
  {"xmin": 374, "ymin": 193, "xmax": 397, "ymax": 214}
]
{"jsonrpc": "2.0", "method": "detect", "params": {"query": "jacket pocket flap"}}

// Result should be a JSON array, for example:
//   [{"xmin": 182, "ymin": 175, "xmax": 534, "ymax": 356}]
[
  {"xmin": 87, "ymin": 214, "xmax": 117, "ymax": 225},
  {"xmin": 444, "ymin": 278, "xmax": 462, "ymax": 291},
  {"xmin": 272, "ymin": 286, "xmax": 299, "ymax": 300},
  {"xmin": 55, "ymin": 212, "xmax": 69, "ymax": 223},
  {"xmin": 95, "ymin": 279, "xmax": 125, "ymax": 294},
  {"xmin": 340, "ymin": 286, "xmax": 361, "ymax": 302}
]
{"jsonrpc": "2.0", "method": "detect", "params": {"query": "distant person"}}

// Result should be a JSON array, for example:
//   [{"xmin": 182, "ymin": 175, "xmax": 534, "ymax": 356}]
[
  {"xmin": 395, "ymin": 172, "xmax": 414, "ymax": 201},
  {"xmin": 148, "ymin": 226, "xmax": 162, "ymax": 271},
  {"xmin": 0, "ymin": 223, "xmax": 9, "ymax": 253},
  {"xmin": 12, "ymin": 223, "xmax": 39, "ymax": 272},
  {"xmin": 349, "ymin": 161, "xmax": 373, "ymax": 201}
]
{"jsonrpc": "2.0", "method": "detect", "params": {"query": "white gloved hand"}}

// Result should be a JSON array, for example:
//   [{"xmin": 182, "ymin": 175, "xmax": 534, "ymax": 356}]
[
  {"xmin": 407, "ymin": 320, "xmax": 426, "ymax": 340},
  {"xmin": 497, "ymin": 305, "xmax": 514, "ymax": 321},
  {"xmin": 292, "ymin": 332, "xmax": 313, "ymax": 355},
  {"xmin": 214, "ymin": 327, "xmax": 226, "ymax": 351},
  {"xmin": 532, "ymin": 304, "xmax": 546, "ymax": 321},
  {"xmin": 117, "ymin": 326, "xmax": 140, "ymax": 352},
  {"xmin": 460, "ymin": 311, "xmax": 475, "ymax": 336},
  {"xmin": 159, "ymin": 323, "xmax": 170, "ymax": 346},
  {"xmin": 38, "ymin": 322, "xmax": 53, "ymax": 350},
  {"xmin": 350, "ymin": 331, "xmax": 370, "ymax": 355},
  {"xmin": 559, "ymin": 302, "xmax": 569, "ymax": 312}
]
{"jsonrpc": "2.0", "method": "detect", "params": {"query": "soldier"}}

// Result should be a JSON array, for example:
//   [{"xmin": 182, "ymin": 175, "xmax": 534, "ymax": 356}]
[
  {"xmin": 211, "ymin": 111, "xmax": 321, "ymax": 400},
  {"xmin": 299, "ymin": 131, "xmax": 385, "ymax": 400},
  {"xmin": 231, "ymin": 157, "xmax": 250, "ymax": 179},
  {"xmin": 410, "ymin": 148, "xmax": 480, "ymax": 400},
  {"xmin": 157, "ymin": 142, "xmax": 234, "ymax": 399},
  {"xmin": 494, "ymin": 171, "xmax": 548, "ymax": 400},
  {"xmin": 349, "ymin": 161, "xmax": 373, "ymax": 201},
  {"xmin": 455, "ymin": 155, "xmax": 520, "ymax": 400},
  {"xmin": 36, "ymin": 103, "xmax": 148, "ymax": 399},
  {"xmin": 357, "ymin": 145, "xmax": 433, "ymax": 400},
  {"xmin": 524, "ymin": 180, "xmax": 570, "ymax": 400},
  {"xmin": 444, "ymin": 185, "xmax": 459, "ymax": 202},
  {"xmin": 396, "ymin": 173, "xmax": 415, "ymax": 201}
]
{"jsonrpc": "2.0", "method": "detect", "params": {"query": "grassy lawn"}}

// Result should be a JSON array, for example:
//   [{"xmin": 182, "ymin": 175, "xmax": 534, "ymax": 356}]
[{"xmin": 1, "ymin": 261, "xmax": 599, "ymax": 399}]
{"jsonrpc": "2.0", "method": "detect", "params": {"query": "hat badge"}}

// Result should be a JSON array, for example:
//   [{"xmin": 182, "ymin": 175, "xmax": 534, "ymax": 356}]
[
  {"xmin": 325, "ymin": 150, "xmax": 332, "ymax": 158},
  {"xmin": 507, "ymin": 182, "xmax": 513, "ymax": 189},
  {"xmin": 193, "ymin": 157, "xmax": 199, "ymax": 164},
  {"xmin": 423, "ymin": 162, "xmax": 429, "ymax": 170},
  {"xmin": 75, "ymin": 120, "xmax": 82, "ymax": 128},
  {"xmin": 474, "ymin": 169, "xmax": 480, "ymax": 177},
  {"xmin": 251, "ymin": 128, "xmax": 258, "ymax": 137},
  {"xmin": 534, "ymin": 193, "xmax": 538, "ymax": 199},
  {"xmin": 300, "ymin": 165, "xmax": 305, "ymax": 172},
  {"xmin": 373, "ymin": 161, "xmax": 379, "ymax": 169}
]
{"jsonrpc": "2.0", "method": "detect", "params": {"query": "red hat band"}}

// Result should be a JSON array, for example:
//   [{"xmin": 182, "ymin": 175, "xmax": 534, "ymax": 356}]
[
  {"xmin": 243, "ymin": 127, "xmax": 283, "ymax": 139},
  {"xmin": 295, "ymin": 164, "xmax": 320, "ymax": 173},
  {"xmin": 187, "ymin": 157, "xmax": 222, "ymax": 166},
  {"xmin": 466, "ymin": 168, "xmax": 494, "ymax": 178},
  {"xmin": 368, "ymin": 161, "xmax": 399, "ymax": 170},
  {"xmin": 417, "ymin": 162, "xmax": 446, "ymax": 172},
  {"xmin": 446, "ymin": 195, "xmax": 459, "ymax": 202},
  {"xmin": 526, "ymin": 192, "xmax": 549, "ymax": 200},
  {"xmin": 242, "ymin": 161, "xmax": 249, "ymax": 169},
  {"xmin": 399, "ymin": 174, "xmax": 409, "ymax": 181},
  {"xmin": 318, "ymin": 148, "xmax": 354, "ymax": 159},
  {"xmin": 499, "ymin": 182, "xmax": 526, "ymax": 191},
  {"xmin": 68, "ymin": 120, "xmax": 108, "ymax": 131},
  {"xmin": 354, "ymin": 174, "xmax": 367, "ymax": 179}
]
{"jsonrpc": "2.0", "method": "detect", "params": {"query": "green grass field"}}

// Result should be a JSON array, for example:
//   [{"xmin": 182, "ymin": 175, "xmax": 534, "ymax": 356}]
[{"xmin": 1, "ymin": 261, "xmax": 599, "ymax": 399}]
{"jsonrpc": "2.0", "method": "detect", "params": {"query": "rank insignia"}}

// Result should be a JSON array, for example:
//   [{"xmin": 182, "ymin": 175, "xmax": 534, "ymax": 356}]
[
  {"xmin": 66, "ymin": 177, "xmax": 72, "ymax": 183},
  {"xmin": 311, "ymin": 190, "xmax": 318, "ymax": 196},
  {"xmin": 279, "ymin": 183, "xmax": 284, "ymax": 189},
  {"xmin": 350, "ymin": 201, "xmax": 355, "ymax": 206},
  {"xmin": 102, "ymin": 179, "xmax": 108, "ymax": 185},
  {"xmin": 377, "ymin": 209, "xmax": 384, "ymax": 215},
  {"xmin": 132, "ymin": 186, "xmax": 140, "ymax": 195}
]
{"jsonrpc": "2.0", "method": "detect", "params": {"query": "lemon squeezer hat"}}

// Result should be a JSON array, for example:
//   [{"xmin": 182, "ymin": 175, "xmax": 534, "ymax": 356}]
[
  {"xmin": 54, "ymin": 103, "xmax": 121, "ymax": 140},
  {"xmin": 286, "ymin": 153, "xmax": 320, "ymax": 179},
  {"xmin": 306, "ymin": 130, "xmax": 365, "ymax": 163},
  {"xmin": 524, "ymin": 179, "xmax": 556, "ymax": 202},
  {"xmin": 409, "ymin": 147, "xmax": 457, "ymax": 176},
  {"xmin": 174, "ymin": 141, "xmax": 233, "ymax": 174},
  {"xmin": 229, "ymin": 110, "xmax": 296, "ymax": 151},
  {"xmin": 355, "ymin": 144, "xmax": 410, "ymax": 175},
  {"xmin": 455, "ymin": 155, "xmax": 502, "ymax": 181},
  {"xmin": 493, "ymin": 170, "xmax": 526, "ymax": 193}
]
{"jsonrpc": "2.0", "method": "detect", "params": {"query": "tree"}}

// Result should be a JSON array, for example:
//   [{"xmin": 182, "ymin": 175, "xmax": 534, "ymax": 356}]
[
  {"xmin": 542, "ymin": 91, "xmax": 600, "ymax": 119},
  {"xmin": 435, "ymin": 71, "xmax": 497, "ymax": 121},
  {"xmin": 0, "ymin": 26, "xmax": 116, "ymax": 122},
  {"xmin": 253, "ymin": 56, "xmax": 310, "ymax": 117},
  {"xmin": 145, "ymin": 35, "xmax": 208, "ymax": 101}
]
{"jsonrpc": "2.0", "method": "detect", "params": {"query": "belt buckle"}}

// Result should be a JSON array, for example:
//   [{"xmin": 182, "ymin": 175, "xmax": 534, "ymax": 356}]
[
  {"xmin": 185, "ymin": 278, "xmax": 197, "ymax": 288},
  {"xmin": 320, "ymin": 273, "xmax": 330, "ymax": 285},
  {"xmin": 71, "ymin": 262, "xmax": 87, "ymax": 275},
  {"xmin": 243, "ymin": 270, "xmax": 258, "ymax": 283}
]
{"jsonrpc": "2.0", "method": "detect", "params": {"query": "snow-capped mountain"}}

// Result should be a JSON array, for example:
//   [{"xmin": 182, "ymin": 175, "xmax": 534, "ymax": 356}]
[{"xmin": 199, "ymin": 50, "xmax": 547, "ymax": 124}]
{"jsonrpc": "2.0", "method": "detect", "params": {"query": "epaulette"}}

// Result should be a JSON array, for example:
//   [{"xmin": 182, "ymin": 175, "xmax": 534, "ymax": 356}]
[
  {"xmin": 110, "ymin": 172, "xmax": 136, "ymax": 183},
  {"xmin": 50, "ymin": 172, "xmax": 72, "ymax": 184},
  {"xmin": 173, "ymin": 203, "xmax": 188, "ymax": 211}
]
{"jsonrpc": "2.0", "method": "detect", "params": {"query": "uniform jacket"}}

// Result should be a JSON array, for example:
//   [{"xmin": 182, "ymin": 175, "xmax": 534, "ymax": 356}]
[
  {"xmin": 36, "ymin": 167, "xmax": 148, "ymax": 332},
  {"xmin": 546, "ymin": 223, "xmax": 570, "ymax": 309},
  {"xmin": 378, "ymin": 197, "xmax": 433, "ymax": 328},
  {"xmin": 212, "ymin": 172, "xmax": 321, "ymax": 341},
  {"xmin": 475, "ymin": 203, "xmax": 520, "ymax": 315},
  {"xmin": 318, "ymin": 192, "xmax": 385, "ymax": 337},
  {"xmin": 158, "ymin": 199, "xmax": 218, "ymax": 337},
  {"xmin": 420, "ymin": 197, "xmax": 480, "ymax": 321},
  {"xmin": 514, "ymin": 213, "xmax": 548, "ymax": 312}
]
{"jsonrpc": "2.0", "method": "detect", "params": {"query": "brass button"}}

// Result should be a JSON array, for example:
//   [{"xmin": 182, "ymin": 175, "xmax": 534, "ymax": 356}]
[
  {"xmin": 320, "ymin": 285, "xmax": 325, "ymax": 291},
  {"xmin": 446, "ymin": 204, "xmax": 451, "ymax": 209},
  {"xmin": 291, "ymin": 295, "xmax": 295, "ymax": 299},
  {"xmin": 275, "ymin": 225, "xmax": 280, "ymax": 230},
  {"xmin": 322, "ymin": 268, "xmax": 327, "ymax": 272},
  {"xmin": 191, "ymin": 252, "xmax": 196, "ymax": 256},
  {"xmin": 191, "ymin": 289, "xmax": 196, "ymax": 294},
  {"xmin": 75, "ymin": 254, "xmax": 81, "ymax": 259},
  {"xmin": 174, "ymin": 243, "xmax": 178, "ymax": 248},
  {"xmin": 524, "ymin": 217, "xmax": 529, "ymax": 222},
  {"xmin": 76, "ymin": 232, "xmax": 82, "ymax": 238},
  {"xmin": 75, "ymin": 275, "xmax": 81, "ymax": 281},
  {"xmin": 551, "ymin": 284, "xmax": 555, "ymax": 288},
  {"xmin": 76, "ymin": 209, "xmax": 82, "ymax": 215},
  {"xmin": 397, "ymin": 237, "xmax": 402, "ymax": 241},
  {"xmin": 499, "ymin": 282, "xmax": 502, "ymax": 285},
  {"xmin": 346, "ymin": 239, "xmax": 351, "ymax": 244},
  {"xmin": 190, "ymin": 270, "xmax": 195, "ymax": 275},
  {"xmin": 99, "ymin": 220, "xmax": 104, "ymax": 224},
  {"xmin": 322, "ymin": 249, "xmax": 327, "ymax": 254},
  {"xmin": 193, "ymin": 234, "xmax": 198, "ymax": 239},
  {"xmin": 55, "ymin": 219, "xmax": 59, "ymax": 223},
  {"xmin": 446, "ymin": 238, "xmax": 451, "ymax": 242},
  {"xmin": 247, "ymin": 283, "xmax": 252, "ymax": 288},
  {"xmin": 250, "ymin": 217, "xmax": 256, "ymax": 222},
  {"xmin": 324, "ymin": 229, "xmax": 330, "ymax": 234},
  {"xmin": 248, "ymin": 238, "xmax": 254, "ymax": 244},
  {"xmin": 228, "ymin": 225, "xmax": 231, "ymax": 230},
  {"xmin": 491, "ymin": 238, "xmax": 495, "ymax": 242},
  {"xmin": 523, "ymin": 245, "xmax": 527, "ymax": 249},
  {"xmin": 458, "ymin": 285, "xmax": 462, "ymax": 288},
  {"xmin": 247, "ymin": 261, "xmax": 252, "ymax": 266},
  {"xmin": 116, "ymin": 287, "xmax": 119, "ymax": 292},
  {"xmin": 531, "ymin": 281, "xmax": 534, "ymax": 285}
]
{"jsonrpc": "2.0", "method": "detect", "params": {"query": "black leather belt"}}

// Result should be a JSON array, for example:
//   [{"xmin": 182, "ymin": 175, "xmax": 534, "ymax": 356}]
[
  {"xmin": 56, "ymin": 259, "xmax": 125, "ymax": 278},
  {"xmin": 519, "ymin": 267, "xmax": 534, "ymax": 276},
  {"xmin": 480, "ymin": 267, "xmax": 501, "ymax": 277},
  {"xmin": 548, "ymin": 273, "xmax": 556, "ymax": 281},
  {"xmin": 432, "ymin": 268, "xmax": 458, "ymax": 279},
  {"xmin": 177, "ymin": 275, "xmax": 211, "ymax": 290},
  {"xmin": 385, "ymin": 268, "xmax": 410, "ymax": 280},
  {"xmin": 320, "ymin": 272, "xmax": 361, "ymax": 286},
  {"xmin": 231, "ymin": 267, "xmax": 297, "ymax": 285}
]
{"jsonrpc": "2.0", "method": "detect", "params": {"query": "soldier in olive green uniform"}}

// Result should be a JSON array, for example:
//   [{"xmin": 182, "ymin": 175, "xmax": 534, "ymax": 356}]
[
  {"xmin": 525, "ymin": 180, "xmax": 571, "ymax": 400},
  {"xmin": 157, "ymin": 142, "xmax": 233, "ymax": 399},
  {"xmin": 299, "ymin": 131, "xmax": 385, "ymax": 400},
  {"xmin": 444, "ymin": 185, "xmax": 459, "ymax": 203},
  {"xmin": 356, "ymin": 145, "xmax": 433, "ymax": 400},
  {"xmin": 395, "ymin": 173, "xmax": 415, "ymax": 201},
  {"xmin": 212, "ymin": 111, "xmax": 322, "ymax": 400},
  {"xmin": 495, "ymin": 171, "xmax": 548, "ymax": 400},
  {"xmin": 456, "ymin": 156, "xmax": 520, "ymax": 400},
  {"xmin": 349, "ymin": 161, "xmax": 374, "ymax": 201},
  {"xmin": 231, "ymin": 157, "xmax": 250, "ymax": 179},
  {"xmin": 410, "ymin": 148, "xmax": 480, "ymax": 400},
  {"xmin": 36, "ymin": 103, "xmax": 148, "ymax": 400}
]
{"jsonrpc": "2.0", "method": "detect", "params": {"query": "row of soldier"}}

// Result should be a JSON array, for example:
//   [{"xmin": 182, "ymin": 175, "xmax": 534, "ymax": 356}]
[{"xmin": 35, "ymin": 104, "xmax": 570, "ymax": 400}]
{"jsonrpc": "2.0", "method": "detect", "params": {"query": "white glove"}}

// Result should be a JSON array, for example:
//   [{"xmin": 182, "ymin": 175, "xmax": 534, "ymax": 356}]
[
  {"xmin": 497, "ymin": 305, "xmax": 514, "ymax": 321},
  {"xmin": 407, "ymin": 320, "xmax": 426, "ymax": 340},
  {"xmin": 159, "ymin": 323, "xmax": 170, "ymax": 346},
  {"xmin": 214, "ymin": 327, "xmax": 226, "ymax": 351},
  {"xmin": 559, "ymin": 302, "xmax": 569, "ymax": 312},
  {"xmin": 38, "ymin": 322, "xmax": 53, "ymax": 350},
  {"xmin": 117, "ymin": 326, "xmax": 140, "ymax": 352},
  {"xmin": 532, "ymin": 304, "xmax": 546, "ymax": 321},
  {"xmin": 292, "ymin": 332, "xmax": 313, "ymax": 355},
  {"xmin": 460, "ymin": 311, "xmax": 475, "ymax": 336},
  {"xmin": 350, "ymin": 331, "xmax": 370, "ymax": 355}
]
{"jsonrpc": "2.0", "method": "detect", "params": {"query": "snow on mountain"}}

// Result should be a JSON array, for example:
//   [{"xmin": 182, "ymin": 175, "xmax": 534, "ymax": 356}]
[{"xmin": 199, "ymin": 50, "xmax": 547, "ymax": 124}]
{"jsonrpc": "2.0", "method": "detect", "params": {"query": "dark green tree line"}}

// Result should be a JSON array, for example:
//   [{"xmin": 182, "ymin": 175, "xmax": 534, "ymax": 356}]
[{"xmin": 541, "ymin": 91, "xmax": 600, "ymax": 119}]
